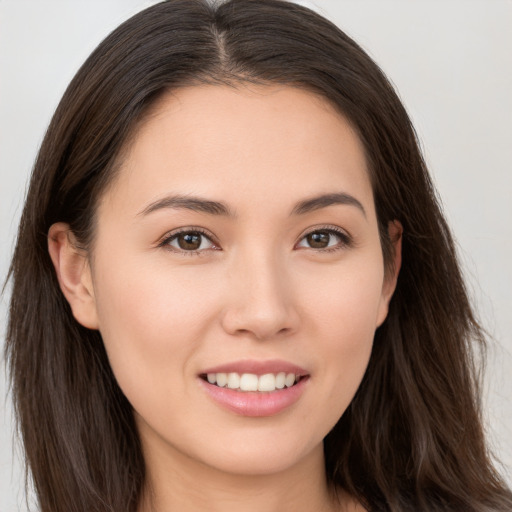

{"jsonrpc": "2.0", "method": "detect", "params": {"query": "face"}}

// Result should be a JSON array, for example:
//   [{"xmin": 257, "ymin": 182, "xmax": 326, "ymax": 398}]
[{"xmin": 64, "ymin": 85, "xmax": 399, "ymax": 477}]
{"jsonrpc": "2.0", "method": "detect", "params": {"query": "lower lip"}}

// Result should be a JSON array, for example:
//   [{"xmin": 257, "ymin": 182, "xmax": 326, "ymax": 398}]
[{"xmin": 198, "ymin": 377, "xmax": 309, "ymax": 417}]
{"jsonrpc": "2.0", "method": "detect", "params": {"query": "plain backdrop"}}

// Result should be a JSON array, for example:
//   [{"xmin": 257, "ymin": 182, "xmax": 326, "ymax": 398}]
[{"xmin": 1, "ymin": 1, "xmax": 511, "ymax": 510}]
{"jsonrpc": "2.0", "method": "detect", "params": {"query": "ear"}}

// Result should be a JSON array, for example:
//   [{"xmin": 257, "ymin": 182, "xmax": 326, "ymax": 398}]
[
  {"xmin": 48, "ymin": 222, "xmax": 99, "ymax": 329},
  {"xmin": 376, "ymin": 220, "xmax": 403, "ymax": 327}
]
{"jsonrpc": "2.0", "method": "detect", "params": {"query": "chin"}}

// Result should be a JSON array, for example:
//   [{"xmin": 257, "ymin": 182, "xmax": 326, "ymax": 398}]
[
  {"xmin": 203, "ymin": 443, "xmax": 319, "ymax": 477},
  {"xmin": 190, "ymin": 424, "xmax": 326, "ymax": 477}
]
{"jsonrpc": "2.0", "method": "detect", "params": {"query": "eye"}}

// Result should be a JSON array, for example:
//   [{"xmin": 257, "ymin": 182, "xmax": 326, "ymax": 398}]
[
  {"xmin": 296, "ymin": 227, "xmax": 351, "ymax": 251},
  {"xmin": 160, "ymin": 229, "xmax": 218, "ymax": 254}
]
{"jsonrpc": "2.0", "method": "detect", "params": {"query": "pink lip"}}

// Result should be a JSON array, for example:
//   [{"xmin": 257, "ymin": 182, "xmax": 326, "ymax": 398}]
[
  {"xmin": 198, "ymin": 360, "xmax": 310, "ymax": 417},
  {"xmin": 198, "ymin": 376, "xmax": 309, "ymax": 417},
  {"xmin": 200, "ymin": 359, "xmax": 309, "ymax": 376}
]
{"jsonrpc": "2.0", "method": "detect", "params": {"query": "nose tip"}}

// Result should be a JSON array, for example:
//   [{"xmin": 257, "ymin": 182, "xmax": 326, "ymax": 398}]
[
  {"xmin": 222, "ymin": 309, "xmax": 296, "ymax": 341},
  {"xmin": 220, "ymin": 260, "xmax": 300, "ymax": 341},
  {"xmin": 224, "ymin": 322, "xmax": 294, "ymax": 342}
]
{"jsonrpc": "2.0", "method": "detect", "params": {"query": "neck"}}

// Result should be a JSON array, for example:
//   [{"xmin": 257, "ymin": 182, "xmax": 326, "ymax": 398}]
[{"xmin": 138, "ymin": 435, "xmax": 342, "ymax": 512}]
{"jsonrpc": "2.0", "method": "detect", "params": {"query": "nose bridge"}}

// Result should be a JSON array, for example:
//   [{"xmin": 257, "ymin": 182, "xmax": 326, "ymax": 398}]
[{"xmin": 221, "ymin": 244, "xmax": 299, "ymax": 340}]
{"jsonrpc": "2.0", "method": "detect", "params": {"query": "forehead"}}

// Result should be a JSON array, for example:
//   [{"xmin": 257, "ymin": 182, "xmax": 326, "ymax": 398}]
[{"xmin": 100, "ymin": 84, "xmax": 374, "ymax": 219}]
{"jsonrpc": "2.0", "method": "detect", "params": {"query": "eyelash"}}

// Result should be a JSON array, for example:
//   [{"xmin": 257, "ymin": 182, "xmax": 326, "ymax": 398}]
[
  {"xmin": 158, "ymin": 225, "xmax": 352, "ymax": 256},
  {"xmin": 158, "ymin": 227, "xmax": 219, "ymax": 257},
  {"xmin": 297, "ymin": 225, "xmax": 353, "ymax": 253}
]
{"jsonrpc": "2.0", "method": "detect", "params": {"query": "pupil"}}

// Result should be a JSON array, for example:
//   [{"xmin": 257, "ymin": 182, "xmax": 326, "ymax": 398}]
[
  {"xmin": 178, "ymin": 233, "xmax": 201, "ymax": 250},
  {"xmin": 308, "ymin": 232, "xmax": 329, "ymax": 248}
]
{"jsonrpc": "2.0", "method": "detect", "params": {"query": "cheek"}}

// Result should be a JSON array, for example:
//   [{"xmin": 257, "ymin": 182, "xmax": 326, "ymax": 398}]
[
  {"xmin": 302, "ymin": 253, "xmax": 385, "ymax": 342},
  {"xmin": 300, "ymin": 258, "xmax": 384, "ymax": 405},
  {"xmin": 91, "ymin": 255, "xmax": 220, "ymax": 404}
]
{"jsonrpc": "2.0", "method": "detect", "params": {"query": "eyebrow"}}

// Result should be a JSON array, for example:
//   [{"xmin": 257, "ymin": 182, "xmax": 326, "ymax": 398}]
[
  {"xmin": 138, "ymin": 192, "xmax": 366, "ymax": 218},
  {"xmin": 138, "ymin": 195, "xmax": 234, "ymax": 217},
  {"xmin": 291, "ymin": 192, "xmax": 366, "ymax": 218}
]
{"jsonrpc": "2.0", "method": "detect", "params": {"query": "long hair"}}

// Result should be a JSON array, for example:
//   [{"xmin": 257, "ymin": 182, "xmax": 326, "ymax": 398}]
[{"xmin": 5, "ymin": 1, "xmax": 512, "ymax": 510}]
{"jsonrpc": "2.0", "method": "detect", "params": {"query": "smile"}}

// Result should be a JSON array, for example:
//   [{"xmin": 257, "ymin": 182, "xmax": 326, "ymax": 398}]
[
  {"xmin": 202, "ymin": 372, "xmax": 302, "ymax": 392},
  {"xmin": 198, "ymin": 362, "xmax": 310, "ymax": 417}
]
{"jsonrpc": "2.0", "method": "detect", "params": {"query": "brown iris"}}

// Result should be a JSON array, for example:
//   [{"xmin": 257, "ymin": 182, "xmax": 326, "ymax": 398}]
[
  {"xmin": 176, "ymin": 232, "xmax": 203, "ymax": 250},
  {"xmin": 306, "ymin": 231, "xmax": 331, "ymax": 248}
]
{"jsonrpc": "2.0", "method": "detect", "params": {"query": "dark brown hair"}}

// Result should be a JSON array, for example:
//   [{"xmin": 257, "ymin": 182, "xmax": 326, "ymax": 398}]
[{"xmin": 5, "ymin": 0, "xmax": 512, "ymax": 511}]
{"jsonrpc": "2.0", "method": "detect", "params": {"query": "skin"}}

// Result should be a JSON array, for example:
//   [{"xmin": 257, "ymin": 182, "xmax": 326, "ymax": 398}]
[{"xmin": 49, "ymin": 85, "xmax": 401, "ymax": 512}]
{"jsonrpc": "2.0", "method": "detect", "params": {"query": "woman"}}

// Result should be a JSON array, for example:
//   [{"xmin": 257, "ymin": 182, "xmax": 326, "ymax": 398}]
[{"xmin": 5, "ymin": 0, "xmax": 512, "ymax": 511}]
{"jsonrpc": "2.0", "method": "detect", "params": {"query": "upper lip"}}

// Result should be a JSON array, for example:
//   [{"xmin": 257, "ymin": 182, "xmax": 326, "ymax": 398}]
[{"xmin": 200, "ymin": 359, "xmax": 309, "ymax": 377}]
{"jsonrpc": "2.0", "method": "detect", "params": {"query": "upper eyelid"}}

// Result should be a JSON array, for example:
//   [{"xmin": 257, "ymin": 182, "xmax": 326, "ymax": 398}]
[
  {"xmin": 297, "ymin": 224, "xmax": 351, "ymax": 241},
  {"xmin": 158, "ymin": 226, "xmax": 218, "ymax": 248},
  {"xmin": 158, "ymin": 224, "xmax": 352, "ymax": 250},
  {"xmin": 297, "ymin": 227, "xmax": 352, "ymax": 250}
]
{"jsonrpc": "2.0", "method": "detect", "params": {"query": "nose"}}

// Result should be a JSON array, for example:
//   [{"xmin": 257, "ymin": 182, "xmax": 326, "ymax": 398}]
[{"xmin": 220, "ymin": 250, "xmax": 301, "ymax": 341}]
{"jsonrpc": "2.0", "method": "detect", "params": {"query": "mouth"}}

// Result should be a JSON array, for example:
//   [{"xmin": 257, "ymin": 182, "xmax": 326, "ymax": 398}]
[
  {"xmin": 198, "ymin": 361, "xmax": 310, "ymax": 416},
  {"xmin": 199, "ymin": 372, "xmax": 308, "ymax": 392}
]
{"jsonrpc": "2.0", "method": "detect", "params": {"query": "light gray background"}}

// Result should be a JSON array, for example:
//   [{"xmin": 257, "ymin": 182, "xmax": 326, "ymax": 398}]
[{"xmin": 1, "ymin": 1, "xmax": 511, "ymax": 510}]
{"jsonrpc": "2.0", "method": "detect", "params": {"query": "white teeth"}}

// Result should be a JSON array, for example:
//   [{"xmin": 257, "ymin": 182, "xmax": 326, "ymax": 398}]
[
  {"xmin": 258, "ymin": 373, "xmax": 276, "ymax": 392},
  {"xmin": 216, "ymin": 372, "xmax": 227, "ymax": 388},
  {"xmin": 227, "ymin": 372, "xmax": 240, "ymax": 389},
  {"xmin": 205, "ymin": 372, "xmax": 301, "ymax": 392},
  {"xmin": 240, "ymin": 373, "xmax": 258, "ymax": 391},
  {"xmin": 285, "ymin": 373, "xmax": 295, "ymax": 388}
]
